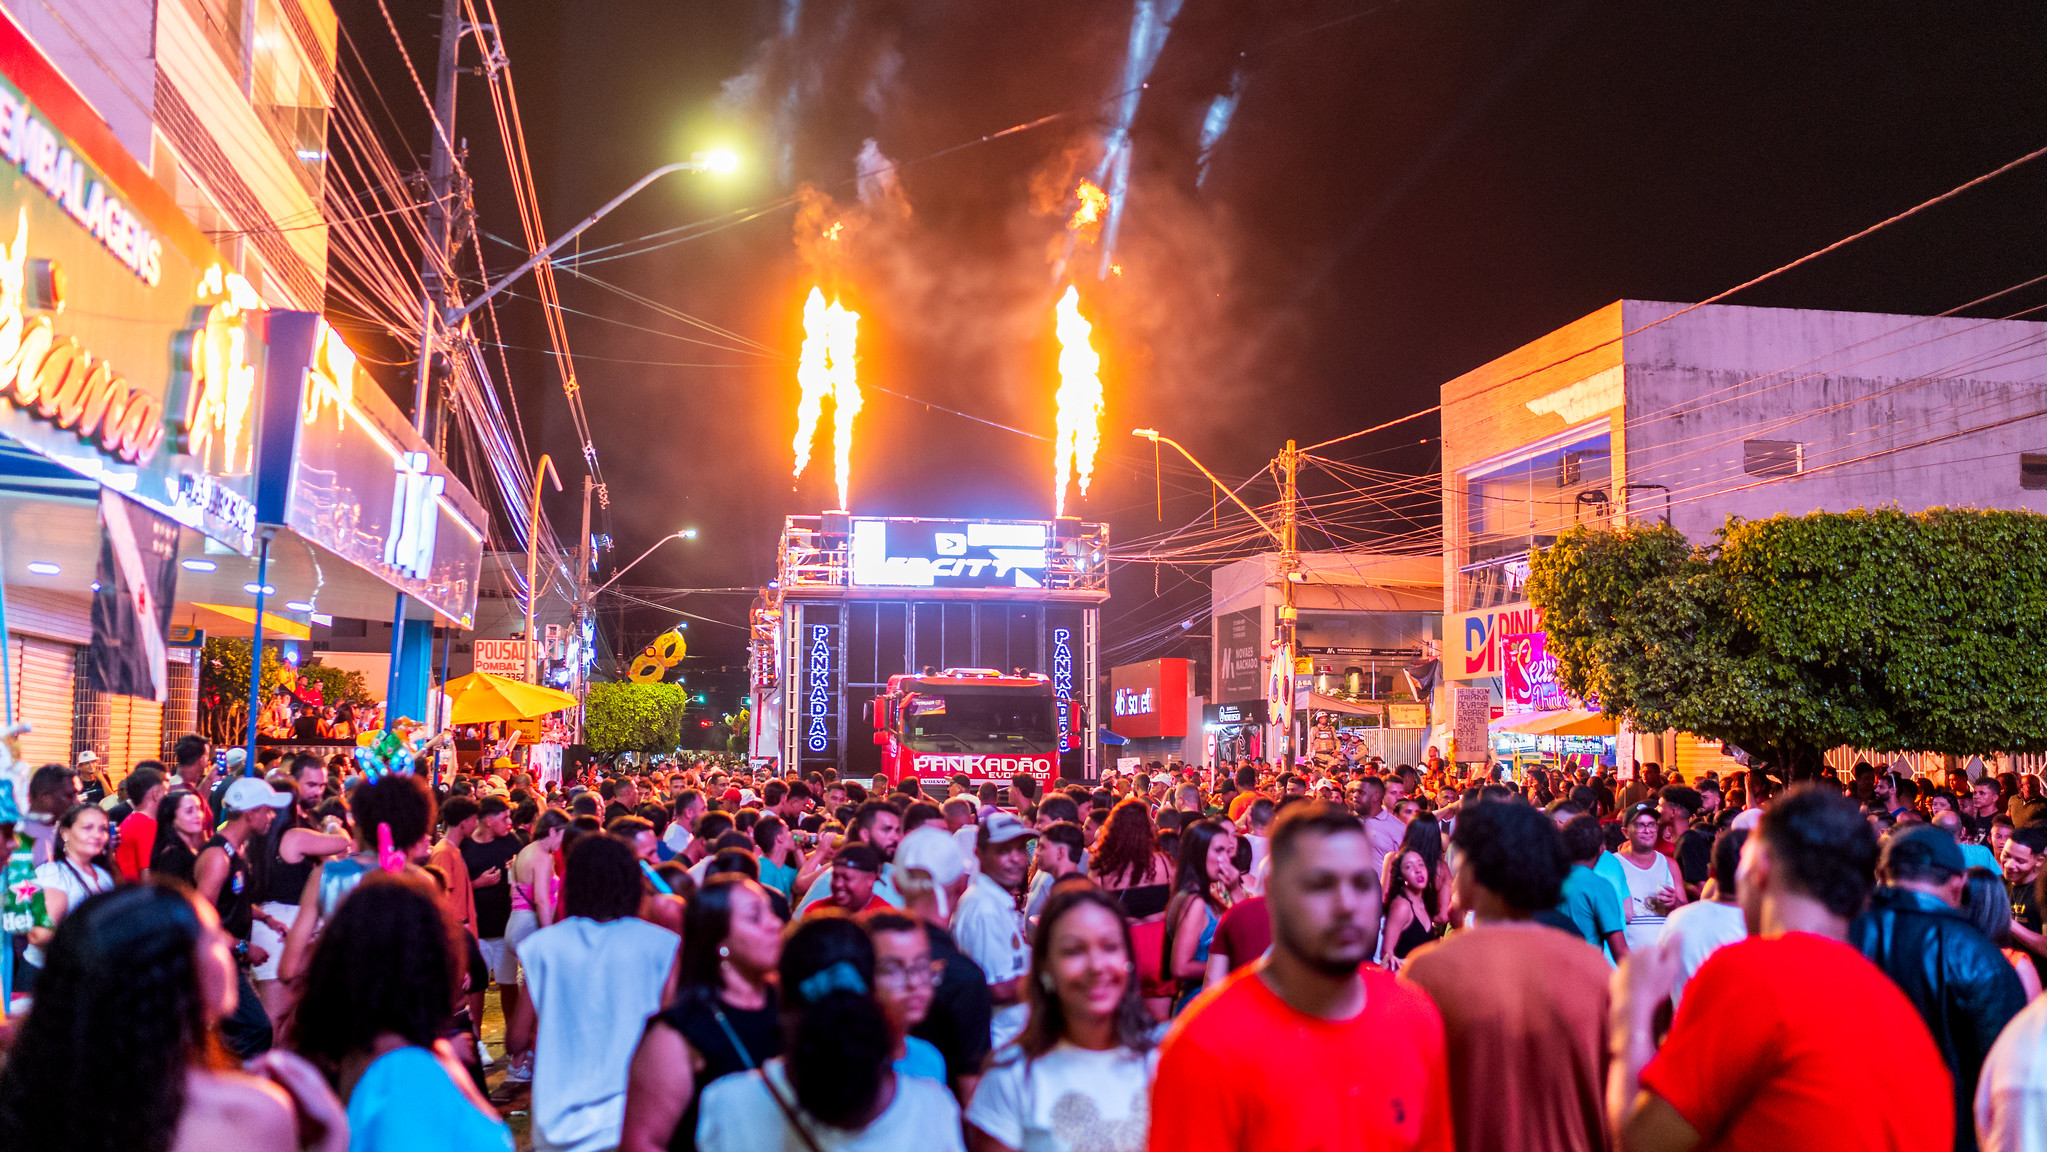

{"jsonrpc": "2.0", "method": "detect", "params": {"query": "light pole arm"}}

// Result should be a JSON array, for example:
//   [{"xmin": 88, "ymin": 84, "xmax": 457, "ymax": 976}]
[
  {"xmin": 1131, "ymin": 428, "xmax": 1284, "ymax": 547},
  {"xmin": 447, "ymin": 159, "xmax": 704, "ymax": 326},
  {"xmin": 589, "ymin": 531, "xmax": 694, "ymax": 598}
]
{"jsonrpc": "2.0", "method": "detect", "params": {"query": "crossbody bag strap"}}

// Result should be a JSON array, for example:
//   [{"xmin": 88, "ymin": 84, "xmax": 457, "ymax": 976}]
[{"xmin": 713, "ymin": 1004, "xmax": 827, "ymax": 1152}]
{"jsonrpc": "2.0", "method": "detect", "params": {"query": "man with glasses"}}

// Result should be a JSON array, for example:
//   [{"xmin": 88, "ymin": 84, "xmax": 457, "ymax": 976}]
[{"xmin": 862, "ymin": 910, "xmax": 948, "ymax": 1083}]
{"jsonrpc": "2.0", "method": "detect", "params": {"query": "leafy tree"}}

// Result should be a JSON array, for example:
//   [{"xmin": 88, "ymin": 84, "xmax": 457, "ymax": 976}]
[
  {"xmin": 295, "ymin": 661, "xmax": 373, "ymax": 708},
  {"xmin": 197, "ymin": 638, "xmax": 289, "ymax": 746},
  {"xmin": 1527, "ymin": 508, "xmax": 2047, "ymax": 778},
  {"xmin": 585, "ymin": 682, "xmax": 690, "ymax": 759}
]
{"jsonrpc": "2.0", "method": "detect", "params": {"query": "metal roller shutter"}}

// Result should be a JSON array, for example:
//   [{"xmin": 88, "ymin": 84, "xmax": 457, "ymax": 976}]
[{"xmin": 8, "ymin": 634, "xmax": 77, "ymax": 768}]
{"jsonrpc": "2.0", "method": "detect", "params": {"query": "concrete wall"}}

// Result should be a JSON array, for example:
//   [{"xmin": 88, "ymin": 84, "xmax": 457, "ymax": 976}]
[{"xmin": 1619, "ymin": 300, "xmax": 2047, "ymax": 542}]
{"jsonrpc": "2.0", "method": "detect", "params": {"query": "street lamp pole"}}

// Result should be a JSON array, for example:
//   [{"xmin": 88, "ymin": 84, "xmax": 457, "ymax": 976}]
[
  {"xmin": 526, "ymin": 454, "xmax": 563, "ymax": 683},
  {"xmin": 1132, "ymin": 428, "xmax": 1303, "ymax": 767}
]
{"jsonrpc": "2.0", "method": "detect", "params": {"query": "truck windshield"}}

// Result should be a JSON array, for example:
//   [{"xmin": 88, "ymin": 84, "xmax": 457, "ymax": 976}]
[{"xmin": 904, "ymin": 692, "xmax": 1056, "ymax": 752}]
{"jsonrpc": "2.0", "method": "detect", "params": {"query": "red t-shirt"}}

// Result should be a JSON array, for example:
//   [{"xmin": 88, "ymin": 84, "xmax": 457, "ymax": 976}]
[
  {"xmin": 1640, "ymin": 932, "xmax": 1952, "ymax": 1150},
  {"xmin": 114, "ymin": 811, "xmax": 155, "ymax": 880},
  {"xmin": 1148, "ymin": 963, "xmax": 1453, "ymax": 1152},
  {"xmin": 1212, "ymin": 896, "xmax": 1271, "ymax": 972}
]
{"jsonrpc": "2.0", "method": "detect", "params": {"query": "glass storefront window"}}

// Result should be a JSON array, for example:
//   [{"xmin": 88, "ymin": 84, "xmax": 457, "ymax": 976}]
[{"xmin": 1458, "ymin": 429, "xmax": 1612, "ymax": 610}]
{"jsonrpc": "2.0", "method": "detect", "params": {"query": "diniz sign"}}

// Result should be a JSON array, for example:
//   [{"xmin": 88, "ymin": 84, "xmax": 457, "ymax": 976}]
[{"xmin": 1450, "ymin": 601, "xmax": 1546, "ymax": 681}]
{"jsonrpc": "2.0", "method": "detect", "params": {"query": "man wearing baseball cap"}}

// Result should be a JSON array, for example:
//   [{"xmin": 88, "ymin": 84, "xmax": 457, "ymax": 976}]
[
  {"xmin": 818, "ymin": 843, "xmax": 891, "ymax": 915},
  {"xmin": 1851, "ymin": 822, "xmax": 2025, "ymax": 1150},
  {"xmin": 195, "ymin": 777, "xmax": 290, "ymax": 1057},
  {"xmin": 949, "ymin": 811, "xmax": 1037, "ymax": 1050}
]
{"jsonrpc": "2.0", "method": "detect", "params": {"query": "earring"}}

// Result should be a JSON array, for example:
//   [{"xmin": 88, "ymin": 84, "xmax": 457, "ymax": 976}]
[
  {"xmin": 719, "ymin": 945, "xmax": 730, "ymax": 959},
  {"xmin": 1039, "ymin": 972, "xmax": 1054, "ymax": 991}
]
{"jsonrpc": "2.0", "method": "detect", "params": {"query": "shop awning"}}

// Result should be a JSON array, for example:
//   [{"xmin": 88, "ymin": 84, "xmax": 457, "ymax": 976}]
[
  {"xmin": 1489, "ymin": 709, "xmax": 1617, "ymax": 736},
  {"xmin": 1306, "ymin": 692, "xmax": 1378, "ymax": 717}
]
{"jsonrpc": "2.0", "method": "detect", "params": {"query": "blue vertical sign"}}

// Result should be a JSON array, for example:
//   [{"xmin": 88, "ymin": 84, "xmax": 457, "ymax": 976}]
[
  {"xmin": 805, "ymin": 621, "xmax": 836, "ymax": 760},
  {"xmin": 1052, "ymin": 627, "xmax": 1074, "ymax": 752}
]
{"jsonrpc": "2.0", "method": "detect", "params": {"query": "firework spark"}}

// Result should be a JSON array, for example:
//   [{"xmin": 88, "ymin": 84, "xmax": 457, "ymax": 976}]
[
  {"xmin": 1070, "ymin": 180, "xmax": 1108, "ymax": 234},
  {"xmin": 1052, "ymin": 285, "xmax": 1103, "ymax": 518}
]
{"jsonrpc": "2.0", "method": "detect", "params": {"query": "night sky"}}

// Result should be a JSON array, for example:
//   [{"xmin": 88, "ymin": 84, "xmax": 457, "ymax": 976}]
[{"xmin": 338, "ymin": 0, "xmax": 2047, "ymax": 687}]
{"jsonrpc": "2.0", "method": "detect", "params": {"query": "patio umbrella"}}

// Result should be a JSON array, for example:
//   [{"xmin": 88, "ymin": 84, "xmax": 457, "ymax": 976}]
[{"xmin": 443, "ymin": 670, "xmax": 579, "ymax": 724}]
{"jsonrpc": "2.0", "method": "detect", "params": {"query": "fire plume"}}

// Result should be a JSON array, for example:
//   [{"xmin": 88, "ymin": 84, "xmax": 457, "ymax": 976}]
[
  {"xmin": 1070, "ymin": 180, "xmax": 1108, "ymax": 233},
  {"xmin": 1052, "ymin": 285, "xmax": 1103, "ymax": 517},
  {"xmin": 793, "ymin": 287, "xmax": 861, "ymax": 510}
]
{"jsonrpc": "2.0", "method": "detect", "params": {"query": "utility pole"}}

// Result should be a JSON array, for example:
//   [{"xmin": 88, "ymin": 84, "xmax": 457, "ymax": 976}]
[
  {"xmin": 394, "ymin": 0, "xmax": 461, "ymax": 735},
  {"xmin": 1274, "ymin": 440, "xmax": 1301, "ymax": 767},
  {"xmin": 573, "ymin": 474, "xmax": 594, "ymax": 742}
]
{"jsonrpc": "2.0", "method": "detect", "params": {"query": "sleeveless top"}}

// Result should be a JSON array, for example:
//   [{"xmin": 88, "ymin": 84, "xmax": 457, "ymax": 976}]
[
  {"xmin": 1392, "ymin": 899, "xmax": 1435, "ymax": 959},
  {"xmin": 265, "ymin": 807, "xmax": 319, "ymax": 905},
  {"xmin": 652, "ymin": 987, "xmax": 781, "ymax": 1152},
  {"xmin": 204, "ymin": 834, "xmax": 253, "ymax": 941},
  {"xmin": 318, "ymin": 854, "xmax": 379, "ymax": 920}
]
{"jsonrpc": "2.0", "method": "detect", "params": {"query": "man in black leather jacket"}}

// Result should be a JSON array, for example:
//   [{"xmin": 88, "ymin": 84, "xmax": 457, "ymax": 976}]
[{"xmin": 1851, "ymin": 823, "xmax": 2027, "ymax": 1152}]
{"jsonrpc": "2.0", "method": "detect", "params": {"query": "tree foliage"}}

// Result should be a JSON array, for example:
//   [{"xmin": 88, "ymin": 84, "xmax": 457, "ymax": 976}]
[
  {"xmin": 1527, "ymin": 508, "xmax": 2047, "ymax": 774},
  {"xmin": 197, "ymin": 637, "xmax": 289, "ymax": 746},
  {"xmin": 585, "ymin": 682, "xmax": 690, "ymax": 758},
  {"xmin": 295, "ymin": 661, "xmax": 374, "ymax": 708}
]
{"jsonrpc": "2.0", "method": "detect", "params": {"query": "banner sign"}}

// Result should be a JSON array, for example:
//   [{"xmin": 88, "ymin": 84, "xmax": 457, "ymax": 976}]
[
  {"xmin": 473, "ymin": 639, "xmax": 532, "ymax": 679},
  {"xmin": 1109, "ymin": 658, "xmax": 1190, "ymax": 739},
  {"xmin": 1453, "ymin": 686, "xmax": 1492, "ymax": 763},
  {"xmin": 1214, "ymin": 608, "xmax": 1261, "ymax": 703},
  {"xmin": 849, "ymin": 518, "xmax": 1052, "ymax": 590},
  {"xmin": 88, "ymin": 488, "xmax": 179, "ymax": 701},
  {"xmin": 1449, "ymin": 601, "xmax": 1545, "ymax": 681}
]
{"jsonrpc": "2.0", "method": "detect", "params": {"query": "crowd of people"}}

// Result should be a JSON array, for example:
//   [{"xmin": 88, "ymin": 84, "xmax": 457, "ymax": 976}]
[{"xmin": 5, "ymin": 737, "xmax": 2047, "ymax": 1150}]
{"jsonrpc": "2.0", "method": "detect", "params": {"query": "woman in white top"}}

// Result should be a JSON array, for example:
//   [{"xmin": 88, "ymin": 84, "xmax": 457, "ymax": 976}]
[
  {"xmin": 27, "ymin": 803, "xmax": 117, "ymax": 968},
  {"xmin": 696, "ymin": 914, "xmax": 964, "ymax": 1152},
  {"xmin": 1617, "ymin": 802, "xmax": 1688, "ymax": 951},
  {"xmin": 966, "ymin": 884, "xmax": 1159, "ymax": 1152}
]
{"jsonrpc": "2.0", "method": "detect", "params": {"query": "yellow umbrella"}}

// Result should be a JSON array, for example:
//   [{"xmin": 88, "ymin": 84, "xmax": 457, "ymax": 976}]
[{"xmin": 443, "ymin": 670, "xmax": 579, "ymax": 723}]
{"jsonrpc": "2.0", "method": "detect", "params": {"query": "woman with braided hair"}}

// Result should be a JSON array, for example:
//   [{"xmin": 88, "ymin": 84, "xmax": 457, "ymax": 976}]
[{"xmin": 0, "ymin": 879, "xmax": 347, "ymax": 1152}]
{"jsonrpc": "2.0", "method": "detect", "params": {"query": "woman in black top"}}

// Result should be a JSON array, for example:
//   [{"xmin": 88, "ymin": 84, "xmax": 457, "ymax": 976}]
[
  {"xmin": 148, "ymin": 789, "xmax": 207, "ymax": 884},
  {"xmin": 620, "ymin": 874, "xmax": 784, "ymax": 1152}
]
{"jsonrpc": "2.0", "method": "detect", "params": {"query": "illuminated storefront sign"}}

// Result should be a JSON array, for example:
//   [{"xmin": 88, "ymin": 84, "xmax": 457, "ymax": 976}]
[
  {"xmin": 256, "ymin": 313, "xmax": 483, "ymax": 626},
  {"xmin": 1110, "ymin": 658, "xmax": 1190, "ymax": 739},
  {"xmin": 850, "ymin": 518, "xmax": 1052, "ymax": 589},
  {"xmin": 0, "ymin": 39, "xmax": 261, "ymax": 554}
]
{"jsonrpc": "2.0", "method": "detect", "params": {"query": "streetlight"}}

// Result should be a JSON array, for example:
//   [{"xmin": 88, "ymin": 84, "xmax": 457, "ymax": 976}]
[
  {"xmin": 1131, "ymin": 429, "xmax": 1284, "ymax": 547},
  {"xmin": 413, "ymin": 152, "xmax": 741, "ymax": 419},
  {"xmin": 589, "ymin": 529, "xmax": 698, "ymax": 598},
  {"xmin": 525, "ymin": 454, "xmax": 564, "ymax": 683}
]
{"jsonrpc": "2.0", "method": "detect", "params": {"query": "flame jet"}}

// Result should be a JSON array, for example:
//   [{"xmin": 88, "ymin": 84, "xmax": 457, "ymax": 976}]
[
  {"xmin": 1052, "ymin": 285, "xmax": 1103, "ymax": 517},
  {"xmin": 793, "ymin": 286, "xmax": 861, "ymax": 510}
]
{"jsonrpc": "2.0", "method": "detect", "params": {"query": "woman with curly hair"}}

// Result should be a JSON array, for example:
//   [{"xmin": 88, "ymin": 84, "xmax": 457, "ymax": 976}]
[
  {"xmin": 291, "ymin": 872, "xmax": 511, "ymax": 1150},
  {"xmin": 279, "ymin": 773, "xmax": 439, "ymax": 983},
  {"xmin": 0, "ymin": 880, "xmax": 347, "ymax": 1152}
]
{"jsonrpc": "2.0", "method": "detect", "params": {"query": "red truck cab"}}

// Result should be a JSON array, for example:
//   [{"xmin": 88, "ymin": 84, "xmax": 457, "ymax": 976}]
[{"xmin": 870, "ymin": 668, "xmax": 1061, "ymax": 793}]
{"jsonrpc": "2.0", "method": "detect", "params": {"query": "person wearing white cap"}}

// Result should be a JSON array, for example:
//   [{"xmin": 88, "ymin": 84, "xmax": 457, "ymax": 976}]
[
  {"xmin": 893, "ymin": 825, "xmax": 991, "ymax": 1103},
  {"xmin": 950, "ymin": 812, "xmax": 1037, "ymax": 1052},
  {"xmin": 196, "ymin": 776, "xmax": 291, "ymax": 1057}
]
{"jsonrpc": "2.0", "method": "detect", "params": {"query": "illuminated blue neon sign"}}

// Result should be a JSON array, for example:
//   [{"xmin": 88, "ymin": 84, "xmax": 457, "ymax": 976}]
[
  {"xmin": 1052, "ymin": 627, "xmax": 1074, "ymax": 752},
  {"xmin": 806, "ymin": 623, "xmax": 834, "ymax": 755}
]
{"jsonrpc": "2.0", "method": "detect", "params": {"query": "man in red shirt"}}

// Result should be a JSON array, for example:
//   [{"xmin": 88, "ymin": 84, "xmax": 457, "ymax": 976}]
[
  {"xmin": 112, "ymin": 766, "xmax": 166, "ymax": 880},
  {"xmin": 1149, "ymin": 802, "xmax": 1453, "ymax": 1152},
  {"xmin": 1609, "ymin": 784, "xmax": 1953, "ymax": 1151}
]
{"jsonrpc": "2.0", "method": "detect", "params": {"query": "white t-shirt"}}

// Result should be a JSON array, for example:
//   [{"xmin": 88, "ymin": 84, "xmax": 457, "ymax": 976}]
[
  {"xmin": 1979, "ymin": 991, "xmax": 2047, "ymax": 1152},
  {"xmin": 519, "ymin": 916, "xmax": 679, "ymax": 1152},
  {"xmin": 1617, "ymin": 850, "xmax": 1684, "ymax": 951},
  {"xmin": 697, "ymin": 1057, "xmax": 965, "ymax": 1152},
  {"xmin": 964, "ymin": 1042, "xmax": 1158, "ymax": 1152},
  {"xmin": 952, "ymin": 872, "xmax": 1031, "ymax": 1049},
  {"xmin": 1655, "ymin": 899, "xmax": 1747, "ymax": 1008},
  {"xmin": 26, "ymin": 859, "xmax": 113, "ymax": 966}
]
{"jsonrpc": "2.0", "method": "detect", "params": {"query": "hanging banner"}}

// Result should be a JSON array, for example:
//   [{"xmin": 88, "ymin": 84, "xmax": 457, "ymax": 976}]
[{"xmin": 88, "ymin": 487, "xmax": 179, "ymax": 701}]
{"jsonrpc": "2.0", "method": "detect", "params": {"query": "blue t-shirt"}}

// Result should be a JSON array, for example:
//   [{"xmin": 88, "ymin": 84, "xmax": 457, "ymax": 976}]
[
  {"xmin": 894, "ymin": 1035, "xmax": 948, "ymax": 1083},
  {"xmin": 1558, "ymin": 864, "xmax": 1627, "ymax": 961},
  {"xmin": 347, "ymin": 1045, "xmax": 512, "ymax": 1152}
]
